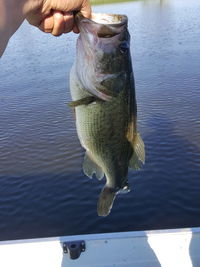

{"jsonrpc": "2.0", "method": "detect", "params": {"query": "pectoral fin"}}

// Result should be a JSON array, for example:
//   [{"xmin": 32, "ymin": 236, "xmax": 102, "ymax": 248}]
[
  {"xmin": 83, "ymin": 152, "xmax": 104, "ymax": 180},
  {"xmin": 129, "ymin": 133, "xmax": 145, "ymax": 170},
  {"xmin": 68, "ymin": 96, "xmax": 97, "ymax": 108}
]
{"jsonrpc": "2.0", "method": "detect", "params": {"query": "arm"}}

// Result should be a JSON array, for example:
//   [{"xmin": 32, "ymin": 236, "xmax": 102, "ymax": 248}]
[
  {"xmin": 0, "ymin": 0, "xmax": 26, "ymax": 56},
  {"xmin": 0, "ymin": 0, "xmax": 91, "ymax": 57}
]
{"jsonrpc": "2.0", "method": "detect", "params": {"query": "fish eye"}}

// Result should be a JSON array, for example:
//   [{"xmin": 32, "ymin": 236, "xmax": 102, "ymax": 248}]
[{"xmin": 119, "ymin": 41, "xmax": 129, "ymax": 53}]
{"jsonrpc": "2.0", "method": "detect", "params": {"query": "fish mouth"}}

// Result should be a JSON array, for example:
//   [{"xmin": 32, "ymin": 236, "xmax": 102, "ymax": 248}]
[
  {"xmin": 86, "ymin": 13, "xmax": 127, "ymax": 26},
  {"xmin": 75, "ymin": 12, "xmax": 128, "ymax": 38}
]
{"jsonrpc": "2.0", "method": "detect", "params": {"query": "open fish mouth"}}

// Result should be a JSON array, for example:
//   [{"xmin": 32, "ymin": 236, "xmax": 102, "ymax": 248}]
[
  {"xmin": 76, "ymin": 12, "xmax": 127, "ymax": 25},
  {"xmin": 75, "ymin": 12, "xmax": 128, "ymax": 38},
  {"xmin": 89, "ymin": 13, "xmax": 127, "ymax": 25}
]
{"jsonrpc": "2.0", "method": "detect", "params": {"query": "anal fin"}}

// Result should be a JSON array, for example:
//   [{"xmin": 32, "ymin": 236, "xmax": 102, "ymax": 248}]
[{"xmin": 83, "ymin": 152, "xmax": 104, "ymax": 180}]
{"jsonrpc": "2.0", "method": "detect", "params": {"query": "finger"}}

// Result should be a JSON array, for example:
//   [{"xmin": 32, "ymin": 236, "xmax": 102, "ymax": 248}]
[
  {"xmin": 49, "ymin": 0, "xmax": 92, "ymax": 18},
  {"xmin": 73, "ymin": 25, "xmax": 80, "ymax": 34},
  {"xmin": 73, "ymin": 0, "xmax": 91, "ymax": 33},
  {"xmin": 63, "ymin": 12, "xmax": 74, "ymax": 33},
  {"xmin": 80, "ymin": 0, "xmax": 92, "ymax": 19},
  {"xmin": 39, "ymin": 11, "xmax": 75, "ymax": 35},
  {"xmin": 39, "ymin": 15, "xmax": 53, "ymax": 33},
  {"xmin": 52, "ymin": 11, "xmax": 65, "ymax": 36}
]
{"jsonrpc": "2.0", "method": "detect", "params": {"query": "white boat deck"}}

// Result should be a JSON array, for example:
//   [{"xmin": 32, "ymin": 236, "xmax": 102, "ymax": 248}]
[{"xmin": 0, "ymin": 227, "xmax": 199, "ymax": 267}]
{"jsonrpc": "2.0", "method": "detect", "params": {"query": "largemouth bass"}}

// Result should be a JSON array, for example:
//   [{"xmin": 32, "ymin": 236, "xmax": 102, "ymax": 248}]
[{"xmin": 69, "ymin": 13, "xmax": 145, "ymax": 216}]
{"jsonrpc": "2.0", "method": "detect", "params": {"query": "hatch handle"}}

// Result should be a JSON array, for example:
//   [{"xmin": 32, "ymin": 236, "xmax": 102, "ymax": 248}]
[{"xmin": 63, "ymin": 240, "xmax": 85, "ymax": 260}]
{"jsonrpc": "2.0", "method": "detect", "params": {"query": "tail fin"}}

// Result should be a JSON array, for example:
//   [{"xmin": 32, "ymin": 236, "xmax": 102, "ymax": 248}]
[{"xmin": 97, "ymin": 187, "xmax": 116, "ymax": 217}]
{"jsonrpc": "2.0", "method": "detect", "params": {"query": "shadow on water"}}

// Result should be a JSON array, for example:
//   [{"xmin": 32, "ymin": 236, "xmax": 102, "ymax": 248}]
[{"xmin": 139, "ymin": 109, "xmax": 200, "ymax": 226}]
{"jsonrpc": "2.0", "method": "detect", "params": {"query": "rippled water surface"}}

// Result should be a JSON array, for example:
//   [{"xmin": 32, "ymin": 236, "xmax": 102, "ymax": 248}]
[{"xmin": 0, "ymin": 0, "xmax": 199, "ymax": 241}]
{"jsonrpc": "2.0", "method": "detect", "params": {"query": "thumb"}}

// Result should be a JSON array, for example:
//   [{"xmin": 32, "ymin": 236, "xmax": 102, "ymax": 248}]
[{"xmin": 80, "ymin": 0, "xmax": 92, "ymax": 18}]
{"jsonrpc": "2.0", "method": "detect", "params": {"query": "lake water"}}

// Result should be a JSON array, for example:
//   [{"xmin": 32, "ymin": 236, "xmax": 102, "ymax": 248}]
[{"xmin": 0, "ymin": 0, "xmax": 199, "ymax": 241}]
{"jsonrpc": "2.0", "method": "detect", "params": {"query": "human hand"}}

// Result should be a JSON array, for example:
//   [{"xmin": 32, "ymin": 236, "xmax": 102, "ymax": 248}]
[{"xmin": 25, "ymin": 0, "xmax": 91, "ymax": 36}]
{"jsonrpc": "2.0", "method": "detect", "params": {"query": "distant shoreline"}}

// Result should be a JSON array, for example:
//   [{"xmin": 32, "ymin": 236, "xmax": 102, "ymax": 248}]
[{"xmin": 91, "ymin": 0, "xmax": 137, "ymax": 6}]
